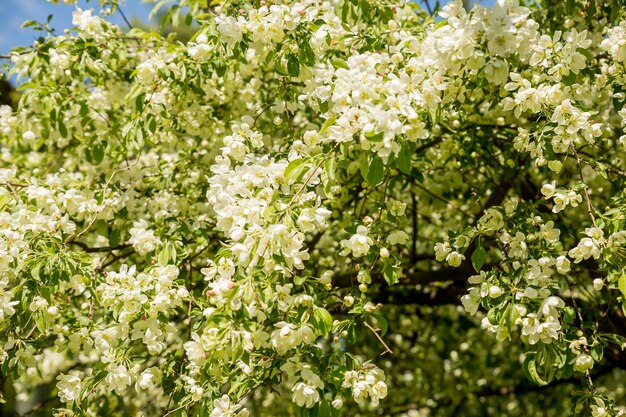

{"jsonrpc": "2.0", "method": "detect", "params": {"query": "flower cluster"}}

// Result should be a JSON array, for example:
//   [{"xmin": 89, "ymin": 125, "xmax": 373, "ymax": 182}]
[
  {"xmin": 342, "ymin": 365, "xmax": 388, "ymax": 407},
  {"xmin": 3, "ymin": 0, "xmax": 626, "ymax": 416}
]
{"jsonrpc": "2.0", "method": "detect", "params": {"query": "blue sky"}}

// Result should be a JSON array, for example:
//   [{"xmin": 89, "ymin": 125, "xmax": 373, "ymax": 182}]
[
  {"xmin": 0, "ymin": 0, "xmax": 497, "ymax": 54},
  {"xmin": 0, "ymin": 0, "xmax": 154, "ymax": 54}
]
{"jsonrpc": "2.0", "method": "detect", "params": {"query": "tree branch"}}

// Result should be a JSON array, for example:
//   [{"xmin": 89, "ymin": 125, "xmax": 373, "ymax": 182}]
[{"xmin": 364, "ymin": 321, "xmax": 393, "ymax": 355}]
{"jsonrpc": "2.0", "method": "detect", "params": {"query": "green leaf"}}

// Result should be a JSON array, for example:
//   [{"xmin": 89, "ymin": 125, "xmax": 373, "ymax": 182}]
[
  {"xmin": 148, "ymin": 116, "xmax": 157, "ymax": 134},
  {"xmin": 364, "ymin": 131, "xmax": 384, "ymax": 142},
  {"xmin": 563, "ymin": 306, "xmax": 576, "ymax": 324},
  {"xmin": 359, "ymin": 0, "xmax": 371, "ymax": 17},
  {"xmin": 487, "ymin": 307, "xmax": 498, "ymax": 326},
  {"xmin": 157, "ymin": 245, "xmax": 170, "ymax": 266},
  {"xmin": 135, "ymin": 92, "xmax": 146, "ymax": 112},
  {"xmin": 411, "ymin": 168, "xmax": 424, "ymax": 183},
  {"xmin": 21, "ymin": 20, "xmax": 37, "ymax": 29},
  {"xmin": 324, "ymin": 157, "xmax": 337, "ymax": 181},
  {"xmin": 522, "ymin": 353, "xmax": 549, "ymax": 386},
  {"xmin": 265, "ymin": 49, "xmax": 277, "ymax": 67},
  {"xmin": 330, "ymin": 57, "xmax": 349, "ymax": 70},
  {"xmin": 169, "ymin": 243, "xmax": 177, "ymax": 264},
  {"xmin": 288, "ymin": 55, "xmax": 300, "ymax": 77},
  {"xmin": 93, "ymin": 370, "xmax": 108, "ymax": 386},
  {"xmin": 561, "ymin": 72, "xmax": 576, "ymax": 86},
  {"xmin": 58, "ymin": 119, "xmax": 68, "ymax": 138},
  {"xmin": 320, "ymin": 117, "xmax": 335, "ymax": 135},
  {"xmin": 92, "ymin": 142, "xmax": 105, "ymax": 165},
  {"xmin": 285, "ymin": 158, "xmax": 305, "ymax": 180},
  {"xmin": 576, "ymin": 47, "xmax": 594, "ymax": 62},
  {"xmin": 433, "ymin": 20, "xmax": 448, "ymax": 30},
  {"xmin": 312, "ymin": 307, "xmax": 333, "ymax": 335},
  {"xmin": 301, "ymin": 41, "xmax": 316, "ymax": 66},
  {"xmin": 344, "ymin": 224, "xmax": 357, "ymax": 234},
  {"xmin": 360, "ymin": 158, "xmax": 369, "ymax": 183},
  {"xmin": 332, "ymin": 319, "xmax": 350, "ymax": 334},
  {"xmin": 346, "ymin": 323, "xmax": 356, "ymax": 343},
  {"xmin": 85, "ymin": 147, "xmax": 93, "ymax": 164},
  {"xmin": 619, "ymin": 274, "xmax": 626, "ymax": 298},
  {"xmin": 397, "ymin": 141, "xmax": 415, "ymax": 175},
  {"xmin": 382, "ymin": 261, "xmax": 396, "ymax": 285},
  {"xmin": 471, "ymin": 242, "xmax": 486, "ymax": 272},
  {"xmin": 590, "ymin": 343, "xmax": 604, "ymax": 362},
  {"xmin": 371, "ymin": 313, "xmax": 388, "ymax": 337},
  {"xmin": 294, "ymin": 275, "xmax": 307, "ymax": 286},
  {"xmin": 366, "ymin": 155, "xmax": 384, "ymax": 187},
  {"xmin": 317, "ymin": 400, "xmax": 331, "ymax": 417},
  {"xmin": 108, "ymin": 229, "xmax": 121, "ymax": 248},
  {"xmin": 34, "ymin": 313, "xmax": 46, "ymax": 334},
  {"xmin": 274, "ymin": 58, "xmax": 288, "ymax": 76},
  {"xmin": 95, "ymin": 219, "xmax": 108, "ymax": 237},
  {"xmin": 31, "ymin": 261, "xmax": 42, "ymax": 281}
]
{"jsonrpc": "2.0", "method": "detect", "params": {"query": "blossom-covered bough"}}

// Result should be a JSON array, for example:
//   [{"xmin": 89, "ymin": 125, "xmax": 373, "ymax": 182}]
[{"xmin": 1, "ymin": 0, "xmax": 626, "ymax": 415}]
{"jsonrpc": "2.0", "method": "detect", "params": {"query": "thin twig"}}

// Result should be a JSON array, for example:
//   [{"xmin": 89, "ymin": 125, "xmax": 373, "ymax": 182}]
[
  {"xmin": 412, "ymin": 182, "xmax": 471, "ymax": 216},
  {"xmin": 573, "ymin": 147, "xmax": 597, "ymax": 227},
  {"xmin": 0, "ymin": 50, "xmax": 32, "ymax": 59},
  {"xmin": 96, "ymin": 247, "xmax": 135, "ymax": 272},
  {"xmin": 282, "ymin": 144, "xmax": 339, "ymax": 216},
  {"xmin": 411, "ymin": 186, "xmax": 418, "ymax": 263},
  {"xmin": 117, "ymin": 5, "xmax": 133, "ymax": 30},
  {"xmin": 163, "ymin": 392, "xmax": 174, "ymax": 416},
  {"xmin": 186, "ymin": 260, "xmax": 195, "ymax": 341},
  {"xmin": 373, "ymin": 177, "xmax": 390, "ymax": 222},
  {"xmin": 577, "ymin": 150, "xmax": 626, "ymax": 177},
  {"xmin": 253, "ymin": 89, "xmax": 280, "ymax": 127},
  {"xmin": 422, "ymin": 0, "xmax": 434, "ymax": 15},
  {"xmin": 65, "ymin": 82, "xmax": 158, "ymax": 244},
  {"xmin": 1, "ymin": 182, "xmax": 21, "ymax": 201},
  {"xmin": 235, "ymin": 366, "xmax": 278, "ymax": 407},
  {"xmin": 162, "ymin": 402, "xmax": 190, "ymax": 417},
  {"xmin": 357, "ymin": 187, "xmax": 370, "ymax": 219},
  {"xmin": 24, "ymin": 323, "xmax": 38, "ymax": 340},
  {"xmin": 70, "ymin": 241, "xmax": 130, "ymax": 252},
  {"xmin": 0, "ymin": 181, "xmax": 27, "ymax": 188},
  {"xmin": 188, "ymin": 245, "xmax": 210, "ymax": 262},
  {"xmin": 414, "ymin": 137, "xmax": 443, "ymax": 154},
  {"xmin": 65, "ymin": 159, "xmax": 139, "ymax": 243},
  {"xmin": 563, "ymin": 275, "xmax": 584, "ymax": 325},
  {"xmin": 460, "ymin": 167, "xmax": 484, "ymax": 212},
  {"xmin": 364, "ymin": 321, "xmax": 393, "ymax": 356}
]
